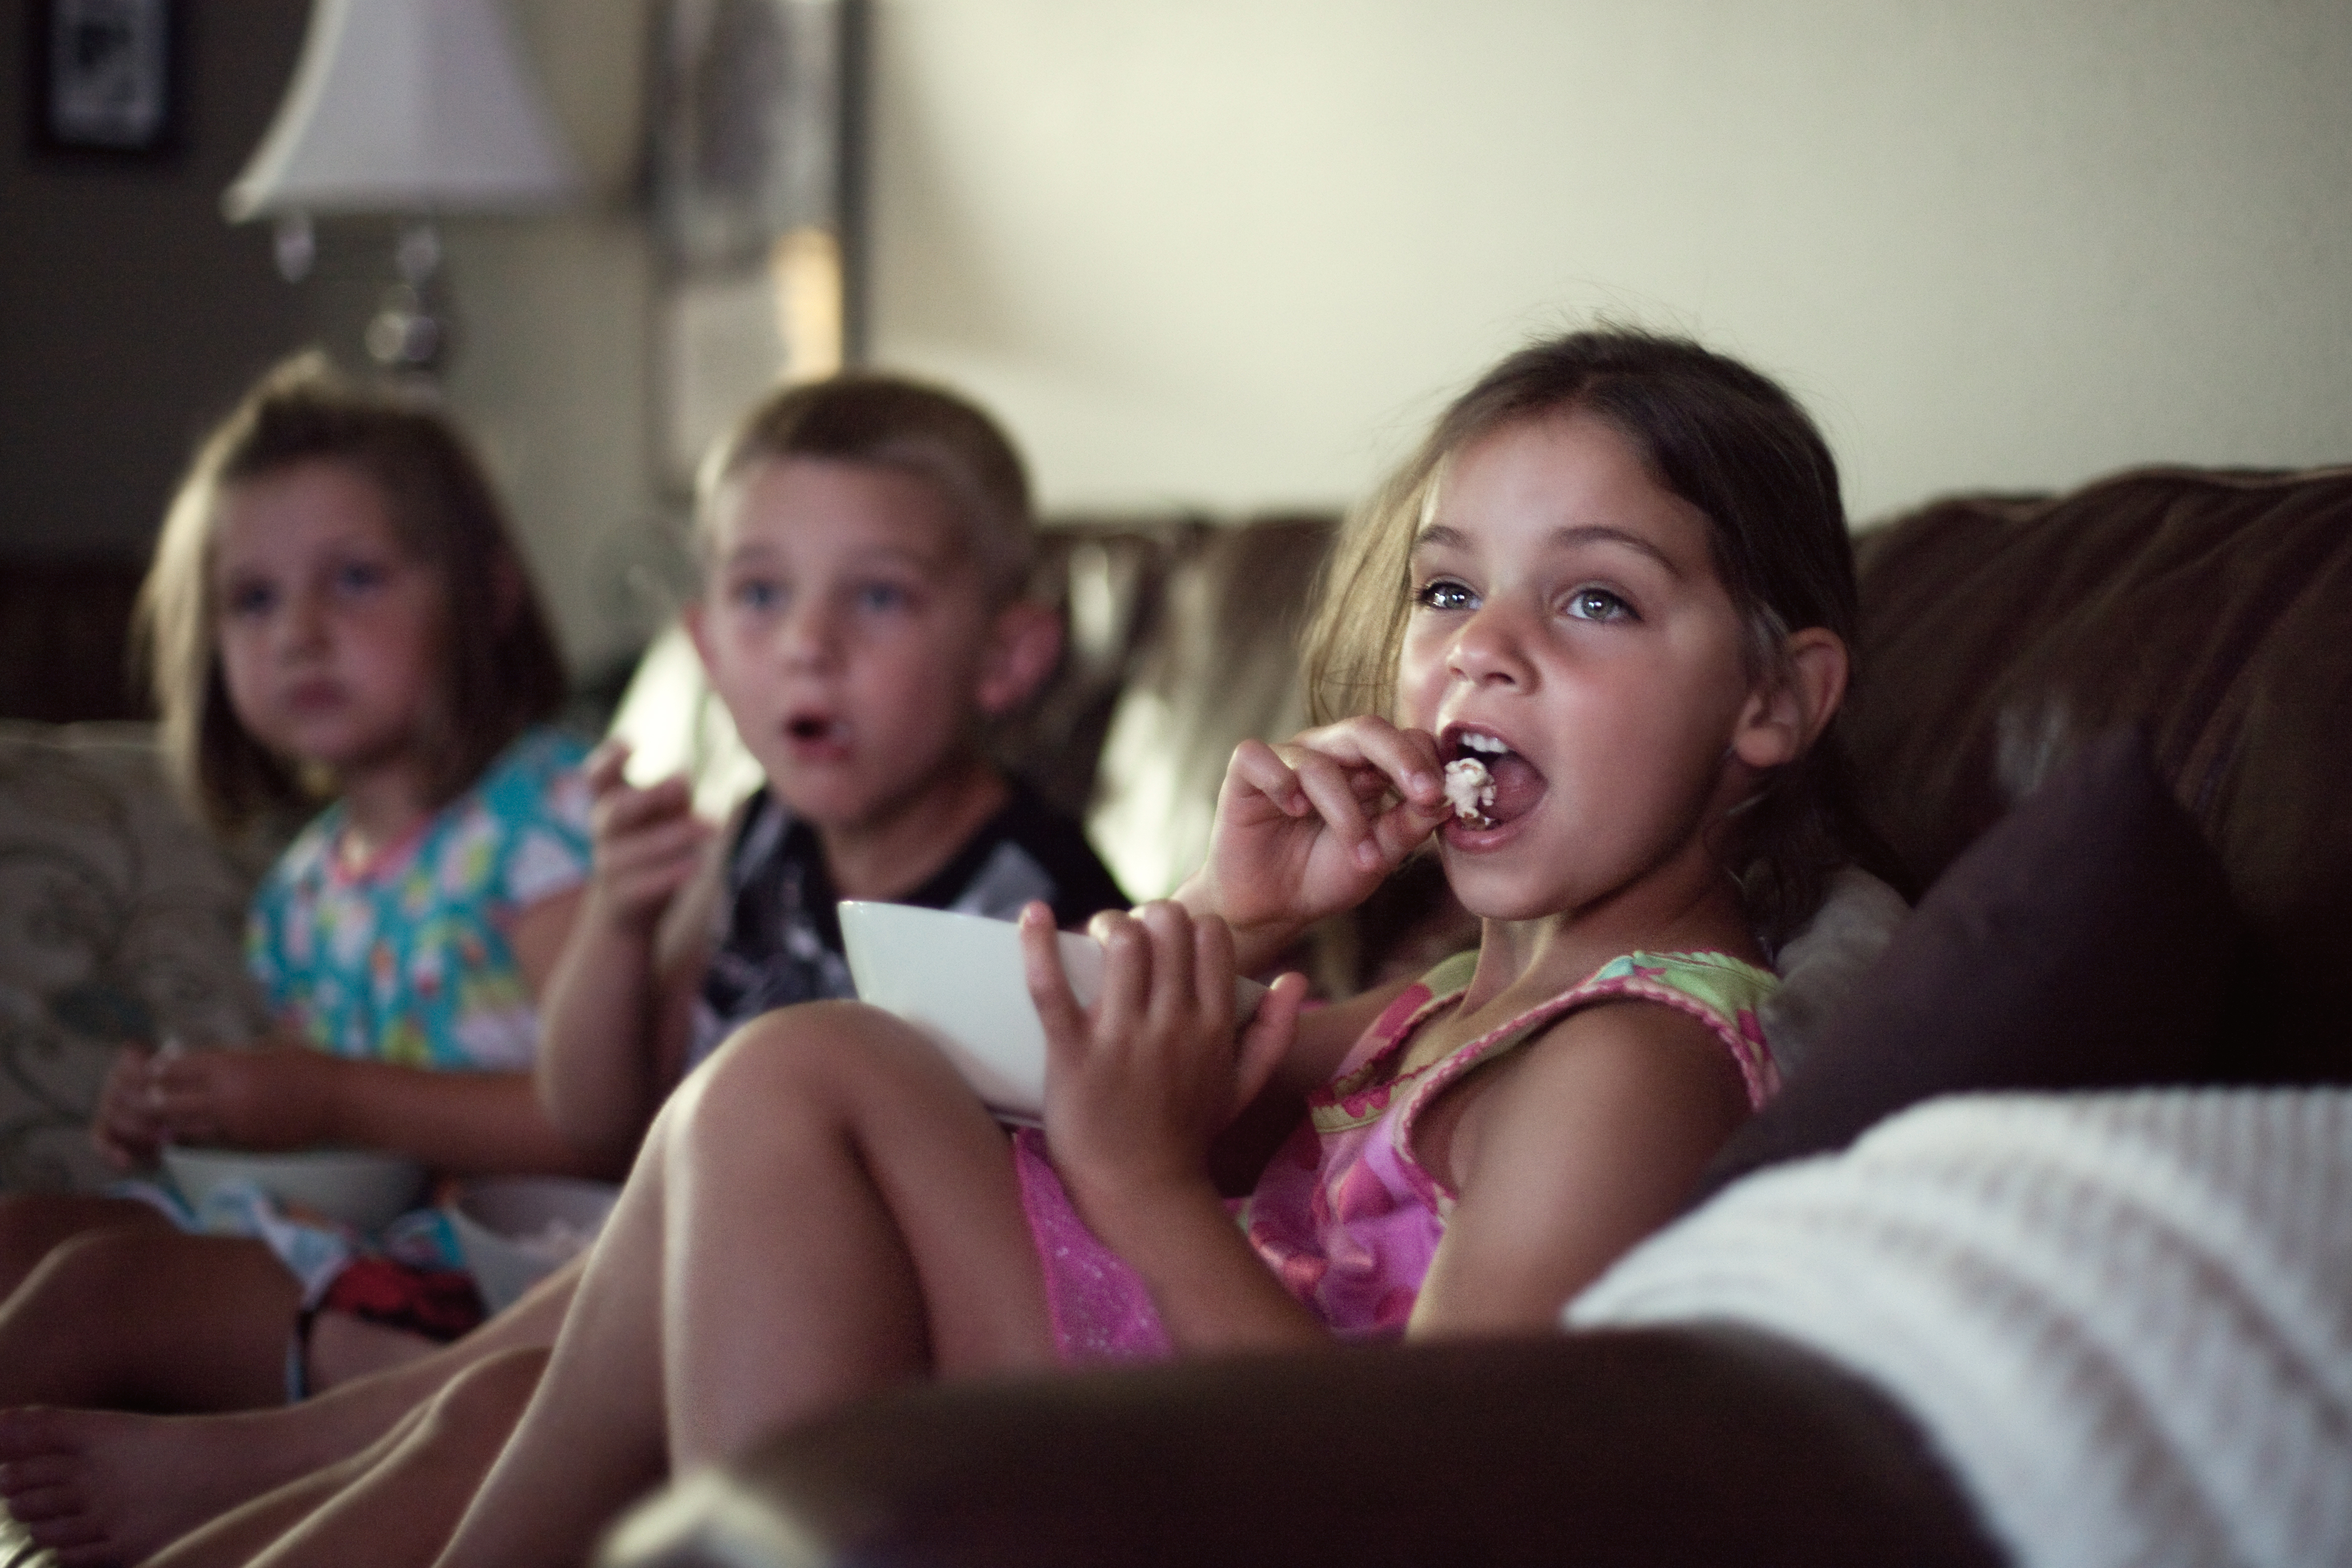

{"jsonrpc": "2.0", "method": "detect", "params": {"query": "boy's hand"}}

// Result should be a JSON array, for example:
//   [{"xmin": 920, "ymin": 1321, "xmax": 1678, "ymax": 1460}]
[
  {"xmin": 143, "ymin": 1046, "xmax": 342, "ymax": 1152},
  {"xmin": 1022, "ymin": 901, "xmax": 1308, "ymax": 1225},
  {"xmin": 582, "ymin": 741, "xmax": 714, "ymax": 940},
  {"xmin": 1180, "ymin": 717, "xmax": 1453, "ymax": 962},
  {"xmin": 92, "ymin": 1045, "xmax": 169, "ymax": 1170}
]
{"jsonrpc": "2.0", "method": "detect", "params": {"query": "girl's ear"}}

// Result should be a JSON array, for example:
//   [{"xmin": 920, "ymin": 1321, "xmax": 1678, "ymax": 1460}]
[
  {"xmin": 1730, "ymin": 627, "xmax": 1849, "ymax": 770},
  {"xmin": 975, "ymin": 599, "xmax": 1064, "ymax": 718}
]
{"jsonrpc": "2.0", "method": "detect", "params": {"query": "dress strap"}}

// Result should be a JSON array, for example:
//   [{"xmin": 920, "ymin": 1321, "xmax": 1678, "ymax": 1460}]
[{"xmin": 1387, "ymin": 950, "xmax": 1781, "ymax": 1213}]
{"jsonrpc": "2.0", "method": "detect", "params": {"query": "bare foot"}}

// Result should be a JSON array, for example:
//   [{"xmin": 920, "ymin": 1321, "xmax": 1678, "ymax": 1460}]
[{"xmin": 0, "ymin": 1405, "xmax": 320, "ymax": 1566}]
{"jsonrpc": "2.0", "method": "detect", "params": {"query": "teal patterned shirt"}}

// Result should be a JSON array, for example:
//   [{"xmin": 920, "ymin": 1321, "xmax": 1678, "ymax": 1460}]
[{"xmin": 246, "ymin": 728, "xmax": 593, "ymax": 1071}]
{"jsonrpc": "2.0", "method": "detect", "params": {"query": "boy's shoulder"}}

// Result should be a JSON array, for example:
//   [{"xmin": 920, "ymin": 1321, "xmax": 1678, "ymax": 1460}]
[{"xmin": 905, "ymin": 781, "xmax": 1128, "ymax": 929}]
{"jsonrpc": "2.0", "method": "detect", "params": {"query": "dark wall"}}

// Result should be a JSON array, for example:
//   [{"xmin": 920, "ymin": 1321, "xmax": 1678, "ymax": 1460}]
[{"xmin": 1, "ymin": 0, "xmax": 310, "ymax": 563}]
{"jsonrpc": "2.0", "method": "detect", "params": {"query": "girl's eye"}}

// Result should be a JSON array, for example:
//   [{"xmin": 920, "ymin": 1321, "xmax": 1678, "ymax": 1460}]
[
  {"xmin": 1564, "ymin": 587, "xmax": 1634, "ymax": 623},
  {"xmin": 333, "ymin": 560, "xmax": 391, "ymax": 596},
  {"xmin": 1414, "ymin": 579, "xmax": 1476, "ymax": 612},
  {"xmin": 852, "ymin": 581, "xmax": 913, "ymax": 614},
  {"xmin": 223, "ymin": 580, "xmax": 277, "ymax": 618}
]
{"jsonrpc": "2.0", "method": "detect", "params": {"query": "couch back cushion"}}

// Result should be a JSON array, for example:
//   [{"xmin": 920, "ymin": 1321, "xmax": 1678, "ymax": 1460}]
[
  {"xmin": 1848, "ymin": 466, "xmax": 2352, "ymax": 1081},
  {"xmin": 0, "ymin": 722, "xmax": 270, "ymax": 1190}
]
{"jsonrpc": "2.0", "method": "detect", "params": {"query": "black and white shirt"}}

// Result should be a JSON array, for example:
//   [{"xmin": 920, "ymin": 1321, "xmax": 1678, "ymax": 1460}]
[{"xmin": 689, "ymin": 783, "xmax": 1127, "ymax": 1068}]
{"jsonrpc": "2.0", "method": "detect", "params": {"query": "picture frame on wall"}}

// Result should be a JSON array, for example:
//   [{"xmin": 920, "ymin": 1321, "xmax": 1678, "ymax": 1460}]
[{"xmin": 29, "ymin": 0, "xmax": 181, "ymax": 158}]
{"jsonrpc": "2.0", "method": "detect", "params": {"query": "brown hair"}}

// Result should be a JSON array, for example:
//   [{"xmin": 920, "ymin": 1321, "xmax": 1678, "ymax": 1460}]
[
  {"xmin": 136, "ymin": 353, "xmax": 569, "ymax": 834},
  {"xmin": 1302, "ymin": 327, "xmax": 1892, "ymax": 947},
  {"xmin": 696, "ymin": 373, "xmax": 1035, "ymax": 600}
]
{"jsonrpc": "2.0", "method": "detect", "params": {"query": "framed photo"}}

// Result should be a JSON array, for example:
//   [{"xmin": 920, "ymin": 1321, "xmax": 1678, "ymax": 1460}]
[{"xmin": 30, "ymin": 0, "xmax": 181, "ymax": 157}]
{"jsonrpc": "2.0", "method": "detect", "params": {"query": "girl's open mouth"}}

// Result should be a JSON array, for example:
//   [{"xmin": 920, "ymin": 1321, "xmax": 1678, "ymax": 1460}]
[{"xmin": 1439, "ymin": 727, "xmax": 1544, "ymax": 834}]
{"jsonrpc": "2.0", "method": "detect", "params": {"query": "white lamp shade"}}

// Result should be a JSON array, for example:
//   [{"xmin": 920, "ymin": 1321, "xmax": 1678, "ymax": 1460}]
[{"xmin": 225, "ymin": 0, "xmax": 581, "ymax": 220}]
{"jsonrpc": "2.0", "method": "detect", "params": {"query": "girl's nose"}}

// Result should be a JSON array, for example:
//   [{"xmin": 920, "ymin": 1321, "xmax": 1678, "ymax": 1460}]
[
  {"xmin": 277, "ymin": 586, "xmax": 330, "ymax": 654},
  {"xmin": 1448, "ymin": 599, "xmax": 1535, "ymax": 688}
]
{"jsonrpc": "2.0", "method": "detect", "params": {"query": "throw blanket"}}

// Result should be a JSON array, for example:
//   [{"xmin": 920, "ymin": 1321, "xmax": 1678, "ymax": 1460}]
[{"xmin": 1569, "ymin": 1089, "xmax": 2352, "ymax": 1568}]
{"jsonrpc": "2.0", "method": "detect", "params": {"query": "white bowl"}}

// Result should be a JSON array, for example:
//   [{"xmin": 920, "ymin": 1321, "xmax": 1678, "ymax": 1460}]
[
  {"xmin": 838, "ymin": 901, "xmax": 1267, "ymax": 1123},
  {"xmin": 161, "ymin": 1145, "xmax": 426, "ymax": 1232},
  {"xmin": 445, "ymin": 1175, "xmax": 620, "ymax": 1315}
]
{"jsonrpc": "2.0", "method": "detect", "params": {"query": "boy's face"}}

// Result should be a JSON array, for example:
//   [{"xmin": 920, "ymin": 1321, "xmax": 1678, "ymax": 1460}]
[{"xmin": 688, "ymin": 456, "xmax": 1025, "ymax": 835}]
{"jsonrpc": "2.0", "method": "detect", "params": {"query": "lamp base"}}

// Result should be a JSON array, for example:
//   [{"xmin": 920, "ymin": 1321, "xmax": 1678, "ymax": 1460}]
[{"xmin": 365, "ymin": 221, "xmax": 452, "ymax": 375}]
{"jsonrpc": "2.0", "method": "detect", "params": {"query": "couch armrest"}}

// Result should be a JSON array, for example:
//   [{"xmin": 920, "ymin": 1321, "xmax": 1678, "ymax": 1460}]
[{"xmin": 603, "ymin": 1327, "xmax": 2002, "ymax": 1568}]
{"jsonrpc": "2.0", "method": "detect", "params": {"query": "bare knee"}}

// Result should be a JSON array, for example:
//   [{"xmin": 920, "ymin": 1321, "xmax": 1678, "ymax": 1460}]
[
  {"xmin": 0, "ymin": 1193, "xmax": 160, "ymax": 1291},
  {"xmin": 681, "ymin": 1001, "xmax": 951, "ymax": 1138},
  {"xmin": 21, "ymin": 1224, "xmax": 177, "ymax": 1311}
]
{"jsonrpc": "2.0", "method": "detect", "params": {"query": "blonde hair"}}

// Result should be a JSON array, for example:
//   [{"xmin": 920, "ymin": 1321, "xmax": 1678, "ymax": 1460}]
[
  {"xmin": 136, "ymin": 353, "xmax": 569, "ymax": 834},
  {"xmin": 695, "ymin": 374, "xmax": 1035, "ymax": 601}
]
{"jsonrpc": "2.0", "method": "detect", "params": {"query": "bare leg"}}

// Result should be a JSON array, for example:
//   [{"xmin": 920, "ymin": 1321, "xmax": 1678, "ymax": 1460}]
[
  {"xmin": 0, "ymin": 1255, "xmax": 580, "ymax": 1566},
  {"xmin": 151, "ymin": 1348, "xmax": 547, "ymax": 1568},
  {"xmin": 0, "ymin": 1194, "xmax": 169, "ymax": 1299},
  {"xmin": 306, "ymin": 1312, "xmax": 440, "ymax": 1390},
  {"xmin": 437, "ymin": 1002, "xmax": 1058, "ymax": 1568},
  {"xmin": 0, "ymin": 1231, "xmax": 298, "ymax": 1410}
]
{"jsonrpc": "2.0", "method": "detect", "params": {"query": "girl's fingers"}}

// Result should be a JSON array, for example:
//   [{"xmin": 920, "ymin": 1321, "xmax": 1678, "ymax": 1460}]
[
  {"xmin": 1371, "ymin": 788, "xmax": 1454, "ymax": 862},
  {"xmin": 1136, "ymin": 902, "xmax": 1197, "ymax": 1028},
  {"xmin": 1284, "ymin": 717, "xmax": 1445, "ymax": 804},
  {"xmin": 1332, "ymin": 718, "xmax": 1446, "ymax": 808},
  {"xmin": 1192, "ymin": 914, "xmax": 1237, "ymax": 1031},
  {"xmin": 1019, "ymin": 902, "xmax": 1088, "ymax": 1058},
  {"xmin": 1224, "ymin": 738, "xmax": 1311, "ymax": 817},
  {"xmin": 1090, "ymin": 911, "xmax": 1151, "ymax": 1032},
  {"xmin": 1282, "ymin": 749, "xmax": 1381, "ymax": 869},
  {"xmin": 1235, "ymin": 971, "xmax": 1311, "ymax": 1112}
]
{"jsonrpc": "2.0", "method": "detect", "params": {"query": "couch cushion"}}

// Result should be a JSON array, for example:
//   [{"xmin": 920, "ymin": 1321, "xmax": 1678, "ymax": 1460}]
[
  {"xmin": 1692, "ymin": 726, "xmax": 2235, "ymax": 1203},
  {"xmin": 1849, "ymin": 465, "xmax": 2352, "ymax": 1081},
  {"xmin": 0, "ymin": 723, "xmax": 268, "ymax": 1191}
]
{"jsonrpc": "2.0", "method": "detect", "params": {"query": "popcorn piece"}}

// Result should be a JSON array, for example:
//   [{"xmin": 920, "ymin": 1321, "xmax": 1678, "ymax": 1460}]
[{"xmin": 1443, "ymin": 756, "xmax": 1495, "ymax": 825}]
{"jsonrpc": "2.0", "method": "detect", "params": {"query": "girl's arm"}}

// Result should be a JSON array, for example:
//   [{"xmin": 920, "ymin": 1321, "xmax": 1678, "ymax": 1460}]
[
  {"xmin": 1024, "ymin": 901, "xmax": 1371, "ymax": 1355},
  {"xmin": 533, "ymin": 744, "xmax": 723, "ymax": 1169},
  {"xmin": 1405, "ymin": 1003, "xmax": 1753, "ymax": 1336},
  {"xmin": 139, "ymin": 1049, "xmax": 602, "ymax": 1174},
  {"xmin": 1174, "ymin": 717, "xmax": 1454, "ymax": 975}
]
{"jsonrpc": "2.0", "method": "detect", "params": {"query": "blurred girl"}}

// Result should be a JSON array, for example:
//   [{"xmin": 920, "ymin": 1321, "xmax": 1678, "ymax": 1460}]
[{"xmin": 0, "ymin": 355, "xmax": 599, "ymax": 1420}]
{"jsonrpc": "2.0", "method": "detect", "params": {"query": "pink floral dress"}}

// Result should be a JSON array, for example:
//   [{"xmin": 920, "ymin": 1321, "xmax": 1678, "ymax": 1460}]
[{"xmin": 1014, "ymin": 948, "xmax": 1780, "ymax": 1360}]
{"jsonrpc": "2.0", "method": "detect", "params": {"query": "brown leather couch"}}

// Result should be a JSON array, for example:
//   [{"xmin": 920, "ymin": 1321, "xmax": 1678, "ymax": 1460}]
[{"xmin": 590, "ymin": 460, "xmax": 2352, "ymax": 1568}]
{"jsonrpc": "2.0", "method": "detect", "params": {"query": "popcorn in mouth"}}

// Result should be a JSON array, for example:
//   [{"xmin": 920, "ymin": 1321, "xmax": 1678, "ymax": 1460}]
[{"xmin": 1444, "ymin": 756, "xmax": 1495, "ymax": 825}]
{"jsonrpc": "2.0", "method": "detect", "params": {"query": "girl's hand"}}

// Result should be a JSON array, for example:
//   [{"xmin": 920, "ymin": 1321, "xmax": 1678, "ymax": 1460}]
[
  {"xmin": 1021, "ymin": 901, "xmax": 1309, "ymax": 1227},
  {"xmin": 581, "ymin": 741, "xmax": 713, "ymax": 940},
  {"xmin": 143, "ymin": 1046, "xmax": 344, "ymax": 1151},
  {"xmin": 91, "ymin": 1045, "xmax": 169, "ymax": 1170},
  {"xmin": 1179, "ymin": 717, "xmax": 1454, "ymax": 966}
]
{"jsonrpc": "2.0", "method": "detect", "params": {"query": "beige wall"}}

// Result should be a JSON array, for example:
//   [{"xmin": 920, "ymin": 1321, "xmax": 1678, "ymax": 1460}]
[
  {"xmin": 861, "ymin": 0, "xmax": 2352, "ymax": 526},
  {"xmin": 436, "ymin": 0, "xmax": 666, "ymax": 679},
  {"xmin": 61, "ymin": 2, "xmax": 2332, "ymax": 674},
  {"xmin": 367, "ymin": 0, "xmax": 2352, "ymax": 667}
]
